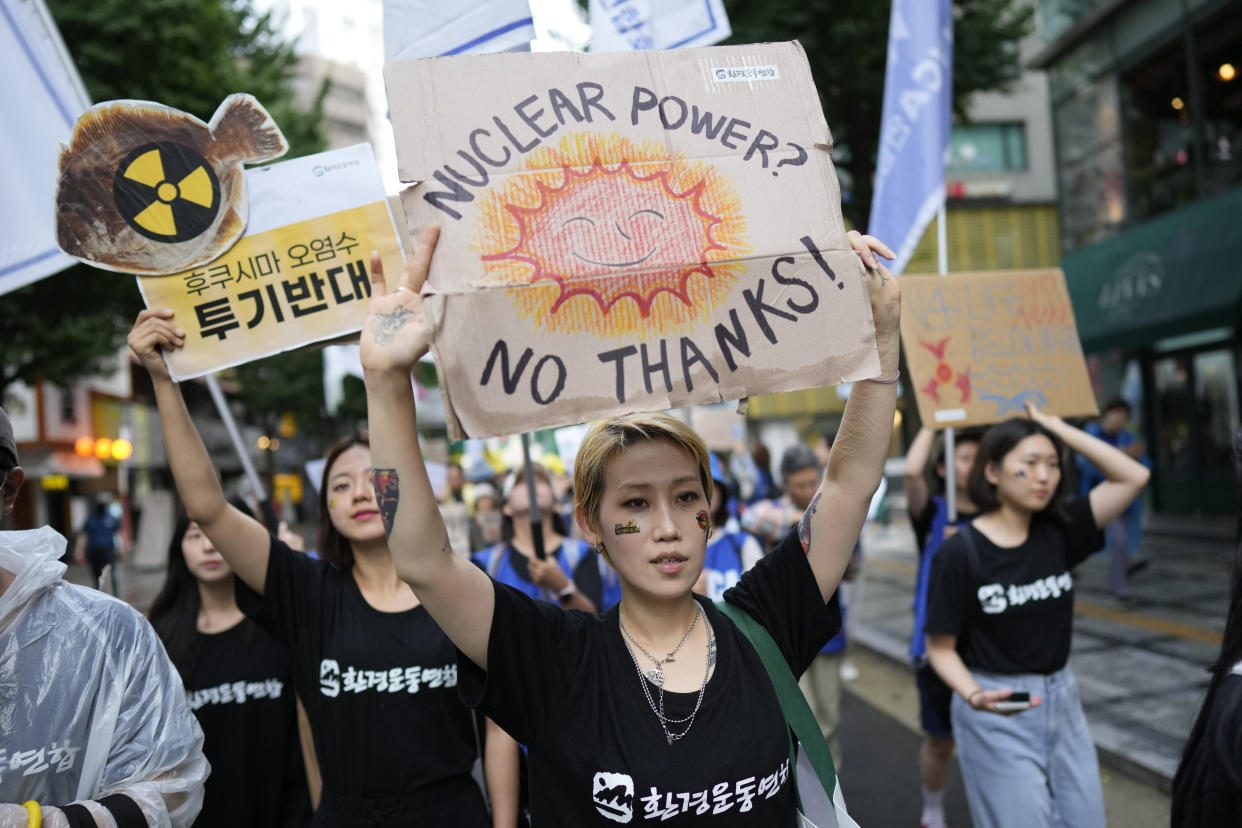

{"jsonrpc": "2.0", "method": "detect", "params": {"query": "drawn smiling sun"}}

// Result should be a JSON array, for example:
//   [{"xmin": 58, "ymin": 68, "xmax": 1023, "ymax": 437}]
[{"xmin": 474, "ymin": 133, "xmax": 750, "ymax": 338}]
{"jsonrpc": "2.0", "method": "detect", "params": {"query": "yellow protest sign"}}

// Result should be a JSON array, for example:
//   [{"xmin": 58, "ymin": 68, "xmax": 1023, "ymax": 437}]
[
  {"xmin": 137, "ymin": 144, "xmax": 403, "ymax": 380},
  {"xmin": 900, "ymin": 268, "xmax": 1099, "ymax": 429}
]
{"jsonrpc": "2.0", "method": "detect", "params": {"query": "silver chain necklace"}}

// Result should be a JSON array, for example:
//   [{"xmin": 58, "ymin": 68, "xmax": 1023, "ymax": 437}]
[
  {"xmin": 618, "ymin": 602, "xmax": 700, "ymax": 686},
  {"xmin": 618, "ymin": 602, "xmax": 715, "ymax": 744}
]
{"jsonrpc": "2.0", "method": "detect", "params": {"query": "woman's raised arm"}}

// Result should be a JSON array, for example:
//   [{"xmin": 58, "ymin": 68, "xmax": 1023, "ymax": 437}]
[
  {"xmin": 801, "ymin": 232, "xmax": 901, "ymax": 602},
  {"xmin": 362, "ymin": 225, "xmax": 495, "ymax": 669},
  {"xmin": 1026, "ymin": 403, "xmax": 1150, "ymax": 528},
  {"xmin": 128, "ymin": 309, "xmax": 271, "ymax": 592}
]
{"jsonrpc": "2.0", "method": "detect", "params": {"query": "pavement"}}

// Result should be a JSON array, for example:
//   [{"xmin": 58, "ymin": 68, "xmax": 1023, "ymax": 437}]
[
  {"xmin": 838, "ymin": 646, "xmax": 1171, "ymax": 827},
  {"xmin": 852, "ymin": 511, "xmax": 1231, "ymax": 792}
]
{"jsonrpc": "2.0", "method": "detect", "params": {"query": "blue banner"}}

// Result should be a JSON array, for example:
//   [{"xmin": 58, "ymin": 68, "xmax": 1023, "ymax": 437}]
[{"xmin": 866, "ymin": 0, "xmax": 953, "ymax": 274}]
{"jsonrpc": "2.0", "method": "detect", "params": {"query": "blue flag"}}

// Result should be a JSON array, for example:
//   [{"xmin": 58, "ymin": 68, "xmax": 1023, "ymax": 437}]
[{"xmin": 867, "ymin": 0, "xmax": 953, "ymax": 275}]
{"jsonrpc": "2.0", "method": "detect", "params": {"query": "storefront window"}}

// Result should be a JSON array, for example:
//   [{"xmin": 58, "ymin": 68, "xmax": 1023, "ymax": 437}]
[
  {"xmin": 1192, "ymin": 349, "xmax": 1239, "ymax": 512},
  {"xmin": 1196, "ymin": 9, "xmax": 1242, "ymax": 197},
  {"xmin": 1121, "ymin": 38, "xmax": 1198, "ymax": 223},
  {"xmin": 1055, "ymin": 75, "xmax": 1125, "ymax": 250},
  {"xmin": 947, "ymin": 123, "xmax": 1027, "ymax": 172},
  {"xmin": 1150, "ymin": 347, "xmax": 1239, "ymax": 515},
  {"xmin": 1039, "ymin": 0, "xmax": 1106, "ymax": 45}
]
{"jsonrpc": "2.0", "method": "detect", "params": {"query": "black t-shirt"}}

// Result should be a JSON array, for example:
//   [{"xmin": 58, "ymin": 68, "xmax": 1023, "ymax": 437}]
[
  {"xmin": 1173, "ymin": 673, "xmax": 1242, "ymax": 828},
  {"xmin": 458, "ymin": 529, "xmax": 840, "ymax": 826},
  {"xmin": 187, "ymin": 618, "xmax": 310, "ymax": 827},
  {"xmin": 924, "ymin": 498, "xmax": 1103, "ymax": 675},
  {"xmin": 236, "ymin": 536, "xmax": 481, "ymax": 802},
  {"xmin": 911, "ymin": 497, "xmax": 980, "ymax": 557}
]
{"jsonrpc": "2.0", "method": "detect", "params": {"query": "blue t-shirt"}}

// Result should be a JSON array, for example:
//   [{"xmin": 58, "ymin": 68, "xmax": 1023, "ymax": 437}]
[
  {"xmin": 910, "ymin": 495, "xmax": 976, "ymax": 662},
  {"xmin": 474, "ymin": 539, "xmax": 618, "ymax": 611},
  {"xmin": 82, "ymin": 512, "xmax": 120, "ymax": 549}
]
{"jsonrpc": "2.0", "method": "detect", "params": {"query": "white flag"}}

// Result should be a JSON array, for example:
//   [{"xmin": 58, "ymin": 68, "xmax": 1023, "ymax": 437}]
[
  {"xmin": 0, "ymin": 0, "xmax": 90, "ymax": 296},
  {"xmin": 384, "ymin": 0, "xmax": 535, "ymax": 62},
  {"xmin": 588, "ymin": 0, "xmax": 730, "ymax": 52}
]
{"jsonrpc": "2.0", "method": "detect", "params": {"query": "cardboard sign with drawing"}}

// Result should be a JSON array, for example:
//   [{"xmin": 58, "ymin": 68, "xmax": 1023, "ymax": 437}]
[
  {"xmin": 385, "ymin": 42, "xmax": 882, "ymax": 439},
  {"xmin": 900, "ymin": 268, "xmax": 1098, "ymax": 429}
]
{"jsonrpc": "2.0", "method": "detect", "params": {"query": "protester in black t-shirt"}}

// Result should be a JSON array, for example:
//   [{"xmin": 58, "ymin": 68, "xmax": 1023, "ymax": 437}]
[
  {"xmin": 129, "ymin": 312, "xmax": 511, "ymax": 828},
  {"xmin": 358, "ymin": 225, "xmax": 901, "ymax": 825},
  {"xmin": 902, "ymin": 425, "xmax": 983, "ymax": 828},
  {"xmin": 1172, "ymin": 425, "xmax": 1242, "ymax": 827},
  {"xmin": 149, "ymin": 513, "xmax": 311, "ymax": 827},
  {"xmin": 925, "ymin": 407, "xmax": 1149, "ymax": 828}
]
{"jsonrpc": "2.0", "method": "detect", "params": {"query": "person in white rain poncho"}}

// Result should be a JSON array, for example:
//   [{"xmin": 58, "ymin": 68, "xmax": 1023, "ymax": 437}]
[{"xmin": 0, "ymin": 406, "xmax": 208, "ymax": 828}]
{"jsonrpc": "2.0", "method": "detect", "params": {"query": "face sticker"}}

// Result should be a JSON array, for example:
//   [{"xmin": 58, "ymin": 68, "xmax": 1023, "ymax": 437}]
[
  {"xmin": 329, "ymin": 498, "xmax": 338, "ymax": 508},
  {"xmin": 614, "ymin": 520, "xmax": 640, "ymax": 535},
  {"xmin": 1014, "ymin": 468, "xmax": 1027, "ymax": 478},
  {"xmin": 696, "ymin": 510, "xmax": 710, "ymax": 535}
]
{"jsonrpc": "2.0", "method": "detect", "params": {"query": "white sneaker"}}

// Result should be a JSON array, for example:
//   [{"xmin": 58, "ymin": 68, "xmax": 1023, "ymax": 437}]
[{"xmin": 840, "ymin": 659, "xmax": 859, "ymax": 682}]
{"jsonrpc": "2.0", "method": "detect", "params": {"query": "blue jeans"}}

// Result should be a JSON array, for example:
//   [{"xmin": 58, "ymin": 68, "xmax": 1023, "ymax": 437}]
[{"xmin": 950, "ymin": 667, "xmax": 1105, "ymax": 828}]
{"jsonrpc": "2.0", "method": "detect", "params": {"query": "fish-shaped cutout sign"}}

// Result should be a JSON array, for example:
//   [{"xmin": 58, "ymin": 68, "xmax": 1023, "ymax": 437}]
[{"xmin": 55, "ymin": 94, "xmax": 288, "ymax": 275}]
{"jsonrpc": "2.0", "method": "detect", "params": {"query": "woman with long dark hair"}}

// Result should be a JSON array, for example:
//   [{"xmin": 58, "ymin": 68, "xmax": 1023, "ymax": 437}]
[
  {"xmin": 148, "ymin": 512, "xmax": 311, "ymax": 826},
  {"xmin": 128, "ymin": 311, "xmax": 512, "ymax": 827},
  {"xmin": 1171, "ymin": 426, "xmax": 1242, "ymax": 825},
  {"xmin": 925, "ymin": 407, "xmax": 1149, "ymax": 828}
]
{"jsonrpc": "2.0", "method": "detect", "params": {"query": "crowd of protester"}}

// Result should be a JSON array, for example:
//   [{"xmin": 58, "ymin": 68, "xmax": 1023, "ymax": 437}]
[{"xmin": 1, "ymin": 224, "xmax": 1238, "ymax": 828}]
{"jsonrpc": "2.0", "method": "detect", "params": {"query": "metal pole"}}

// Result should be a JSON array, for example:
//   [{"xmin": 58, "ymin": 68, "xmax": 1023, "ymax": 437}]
[
  {"xmin": 937, "ymin": 205, "xmax": 958, "ymax": 522},
  {"xmin": 520, "ymin": 432, "xmax": 547, "ymax": 560},
  {"xmin": 204, "ymin": 373, "xmax": 267, "ymax": 502},
  {"xmin": 936, "ymin": 203, "xmax": 949, "ymax": 276}
]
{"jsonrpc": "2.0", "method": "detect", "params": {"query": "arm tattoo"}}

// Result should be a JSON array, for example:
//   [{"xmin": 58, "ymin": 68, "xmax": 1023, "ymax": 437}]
[
  {"xmin": 369, "ymin": 307, "xmax": 415, "ymax": 345},
  {"xmin": 797, "ymin": 491, "xmax": 822, "ymax": 554},
  {"xmin": 372, "ymin": 468, "xmax": 400, "ymax": 539}
]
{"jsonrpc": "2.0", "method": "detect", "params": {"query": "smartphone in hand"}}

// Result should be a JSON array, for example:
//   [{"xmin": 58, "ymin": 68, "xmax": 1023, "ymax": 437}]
[{"xmin": 993, "ymin": 691, "xmax": 1033, "ymax": 712}]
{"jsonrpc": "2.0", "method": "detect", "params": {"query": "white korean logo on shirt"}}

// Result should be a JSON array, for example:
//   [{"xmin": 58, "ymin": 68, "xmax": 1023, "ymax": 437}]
[
  {"xmin": 593, "ymin": 771, "xmax": 635, "ymax": 823},
  {"xmin": 318, "ymin": 658, "xmax": 458, "ymax": 698},
  {"xmin": 977, "ymin": 571, "xmax": 1073, "ymax": 615}
]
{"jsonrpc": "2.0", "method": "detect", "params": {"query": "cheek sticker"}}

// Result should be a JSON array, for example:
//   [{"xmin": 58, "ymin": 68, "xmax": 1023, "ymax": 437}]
[
  {"xmin": 329, "ymin": 498, "xmax": 338, "ymax": 508},
  {"xmin": 696, "ymin": 510, "xmax": 710, "ymax": 534},
  {"xmin": 614, "ymin": 520, "xmax": 640, "ymax": 535},
  {"xmin": 1014, "ymin": 468, "xmax": 1027, "ymax": 478}
]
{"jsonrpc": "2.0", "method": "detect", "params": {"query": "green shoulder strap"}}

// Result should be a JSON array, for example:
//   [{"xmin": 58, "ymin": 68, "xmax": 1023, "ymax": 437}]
[{"xmin": 715, "ymin": 600, "xmax": 839, "ymax": 805}]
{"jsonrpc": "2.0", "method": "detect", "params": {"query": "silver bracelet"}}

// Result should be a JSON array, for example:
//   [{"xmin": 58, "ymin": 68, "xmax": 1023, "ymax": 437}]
[{"xmin": 865, "ymin": 369, "xmax": 901, "ymax": 385}]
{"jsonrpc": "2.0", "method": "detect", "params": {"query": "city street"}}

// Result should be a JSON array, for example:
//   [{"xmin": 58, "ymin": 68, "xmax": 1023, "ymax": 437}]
[{"xmin": 75, "ymin": 506, "xmax": 1191, "ymax": 827}]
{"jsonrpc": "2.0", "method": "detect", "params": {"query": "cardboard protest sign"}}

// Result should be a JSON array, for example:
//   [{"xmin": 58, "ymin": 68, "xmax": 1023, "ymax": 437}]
[
  {"xmin": 57, "ymin": 95, "xmax": 288, "ymax": 275},
  {"xmin": 900, "ymin": 269, "xmax": 1098, "ymax": 429},
  {"xmin": 385, "ymin": 42, "xmax": 881, "ymax": 439},
  {"xmin": 137, "ymin": 143, "xmax": 405, "ymax": 380}
]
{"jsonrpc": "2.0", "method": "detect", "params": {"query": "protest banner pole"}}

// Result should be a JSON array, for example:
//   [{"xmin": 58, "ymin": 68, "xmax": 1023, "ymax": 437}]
[
  {"xmin": 520, "ymin": 432, "xmax": 547, "ymax": 560},
  {"xmin": 868, "ymin": 0, "xmax": 955, "ymax": 517},
  {"xmin": 205, "ymin": 373, "xmax": 268, "ymax": 504},
  {"xmin": 937, "ymin": 205, "xmax": 958, "ymax": 523}
]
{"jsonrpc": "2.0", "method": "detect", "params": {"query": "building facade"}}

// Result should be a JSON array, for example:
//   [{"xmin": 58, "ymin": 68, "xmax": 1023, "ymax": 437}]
[
  {"xmin": 1032, "ymin": 0, "xmax": 1241, "ymax": 517},
  {"xmin": 750, "ymin": 23, "xmax": 1064, "ymax": 451}
]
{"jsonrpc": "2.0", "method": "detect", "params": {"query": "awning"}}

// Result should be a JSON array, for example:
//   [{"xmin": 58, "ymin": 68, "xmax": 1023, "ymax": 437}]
[
  {"xmin": 17, "ymin": 448, "xmax": 105, "ymax": 479},
  {"xmin": 1064, "ymin": 185, "xmax": 1242, "ymax": 353}
]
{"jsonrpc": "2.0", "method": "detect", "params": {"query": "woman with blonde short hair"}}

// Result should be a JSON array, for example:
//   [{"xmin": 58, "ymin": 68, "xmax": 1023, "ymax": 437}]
[{"xmin": 361, "ymin": 225, "xmax": 901, "ymax": 825}]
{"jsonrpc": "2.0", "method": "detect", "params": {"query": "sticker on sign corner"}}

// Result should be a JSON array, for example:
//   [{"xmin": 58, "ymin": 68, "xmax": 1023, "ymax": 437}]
[
  {"xmin": 711, "ymin": 65, "xmax": 780, "ymax": 83},
  {"xmin": 934, "ymin": 409, "xmax": 967, "ymax": 423}
]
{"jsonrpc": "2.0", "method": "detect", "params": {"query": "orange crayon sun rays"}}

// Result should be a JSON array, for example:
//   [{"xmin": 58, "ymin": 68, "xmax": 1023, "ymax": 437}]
[{"xmin": 473, "ymin": 134, "xmax": 750, "ymax": 338}]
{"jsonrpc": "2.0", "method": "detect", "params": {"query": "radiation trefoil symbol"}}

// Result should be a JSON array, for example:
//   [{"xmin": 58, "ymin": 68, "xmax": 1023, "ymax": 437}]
[{"xmin": 113, "ymin": 141, "xmax": 220, "ymax": 243}]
